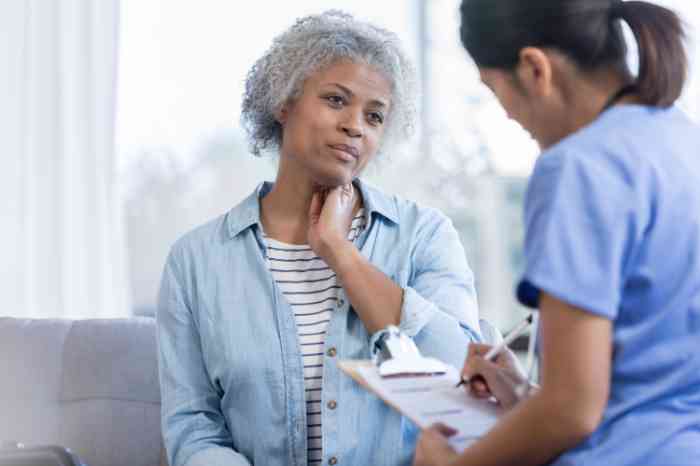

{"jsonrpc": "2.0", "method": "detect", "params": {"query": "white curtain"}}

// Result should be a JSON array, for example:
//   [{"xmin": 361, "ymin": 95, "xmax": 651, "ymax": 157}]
[{"xmin": 0, "ymin": 0, "xmax": 130, "ymax": 318}]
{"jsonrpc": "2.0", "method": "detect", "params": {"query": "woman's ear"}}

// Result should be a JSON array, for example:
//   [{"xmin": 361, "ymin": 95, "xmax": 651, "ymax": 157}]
[
  {"xmin": 275, "ymin": 99, "xmax": 294, "ymax": 127},
  {"xmin": 276, "ymin": 103, "xmax": 291, "ymax": 126},
  {"xmin": 515, "ymin": 47, "xmax": 554, "ymax": 99}
]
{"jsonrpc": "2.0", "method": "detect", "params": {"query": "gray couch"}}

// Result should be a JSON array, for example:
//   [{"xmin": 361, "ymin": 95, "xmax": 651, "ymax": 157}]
[
  {"xmin": 0, "ymin": 317, "xmax": 502, "ymax": 466},
  {"xmin": 0, "ymin": 317, "xmax": 165, "ymax": 466}
]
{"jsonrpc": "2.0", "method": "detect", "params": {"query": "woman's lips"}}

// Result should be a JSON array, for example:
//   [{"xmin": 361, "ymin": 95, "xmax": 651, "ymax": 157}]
[{"xmin": 328, "ymin": 144, "xmax": 359, "ymax": 160}]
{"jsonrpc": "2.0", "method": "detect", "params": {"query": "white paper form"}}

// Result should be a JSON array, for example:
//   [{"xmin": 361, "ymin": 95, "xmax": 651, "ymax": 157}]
[{"xmin": 356, "ymin": 365, "xmax": 504, "ymax": 452}]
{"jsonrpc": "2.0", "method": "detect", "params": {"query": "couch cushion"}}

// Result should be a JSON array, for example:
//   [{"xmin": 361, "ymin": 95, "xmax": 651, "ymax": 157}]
[
  {"xmin": 0, "ymin": 318, "xmax": 73, "ymax": 403},
  {"xmin": 60, "ymin": 317, "xmax": 160, "ymax": 404},
  {"xmin": 0, "ymin": 317, "xmax": 163, "ymax": 466},
  {"xmin": 61, "ymin": 399, "xmax": 162, "ymax": 466},
  {"xmin": 0, "ymin": 319, "xmax": 73, "ymax": 444}
]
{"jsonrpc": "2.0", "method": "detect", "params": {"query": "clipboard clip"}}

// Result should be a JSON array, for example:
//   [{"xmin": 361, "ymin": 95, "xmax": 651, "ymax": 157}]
[{"xmin": 373, "ymin": 325, "xmax": 447, "ymax": 378}]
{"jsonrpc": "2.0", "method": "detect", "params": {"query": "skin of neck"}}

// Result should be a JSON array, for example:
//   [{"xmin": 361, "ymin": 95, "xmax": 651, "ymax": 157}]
[
  {"xmin": 260, "ymin": 155, "xmax": 316, "ymax": 244},
  {"xmin": 260, "ymin": 154, "xmax": 361, "ymax": 245},
  {"xmin": 536, "ymin": 55, "xmax": 636, "ymax": 148}
]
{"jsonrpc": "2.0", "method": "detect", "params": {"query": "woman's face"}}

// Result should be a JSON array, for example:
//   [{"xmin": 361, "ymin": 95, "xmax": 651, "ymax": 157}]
[
  {"xmin": 479, "ymin": 51, "xmax": 580, "ymax": 150},
  {"xmin": 277, "ymin": 60, "xmax": 392, "ymax": 187},
  {"xmin": 479, "ymin": 67, "xmax": 546, "ymax": 146}
]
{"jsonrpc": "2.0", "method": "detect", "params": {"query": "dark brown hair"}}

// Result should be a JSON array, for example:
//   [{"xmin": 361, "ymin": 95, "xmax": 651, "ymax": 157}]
[{"xmin": 460, "ymin": 0, "xmax": 688, "ymax": 107}]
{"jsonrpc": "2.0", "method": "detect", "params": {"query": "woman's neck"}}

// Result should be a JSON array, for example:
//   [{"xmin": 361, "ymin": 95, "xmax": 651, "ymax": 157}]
[
  {"xmin": 544, "ymin": 67, "xmax": 637, "ymax": 149},
  {"xmin": 260, "ymin": 155, "xmax": 364, "ymax": 244},
  {"xmin": 260, "ymin": 173, "xmax": 315, "ymax": 245}
]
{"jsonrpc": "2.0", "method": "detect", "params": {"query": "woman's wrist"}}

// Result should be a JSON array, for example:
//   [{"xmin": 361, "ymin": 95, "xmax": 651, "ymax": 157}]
[{"xmin": 323, "ymin": 239, "xmax": 359, "ymax": 276}]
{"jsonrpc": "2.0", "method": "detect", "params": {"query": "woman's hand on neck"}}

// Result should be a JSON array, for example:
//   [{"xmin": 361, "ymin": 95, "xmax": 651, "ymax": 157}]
[
  {"xmin": 307, "ymin": 184, "xmax": 361, "ymax": 268},
  {"xmin": 260, "ymin": 165, "xmax": 361, "ymax": 246}
]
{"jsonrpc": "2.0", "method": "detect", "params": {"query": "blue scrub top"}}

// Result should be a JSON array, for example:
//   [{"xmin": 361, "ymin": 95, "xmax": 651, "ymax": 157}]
[{"xmin": 517, "ymin": 105, "xmax": 700, "ymax": 466}]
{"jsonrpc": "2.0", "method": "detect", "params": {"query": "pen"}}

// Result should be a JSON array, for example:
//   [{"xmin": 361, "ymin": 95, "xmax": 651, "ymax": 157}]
[{"xmin": 456, "ymin": 313, "xmax": 534, "ymax": 388}]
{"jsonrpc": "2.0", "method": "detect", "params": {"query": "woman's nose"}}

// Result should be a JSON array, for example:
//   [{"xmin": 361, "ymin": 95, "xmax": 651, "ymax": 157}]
[{"xmin": 340, "ymin": 111, "xmax": 363, "ymax": 138}]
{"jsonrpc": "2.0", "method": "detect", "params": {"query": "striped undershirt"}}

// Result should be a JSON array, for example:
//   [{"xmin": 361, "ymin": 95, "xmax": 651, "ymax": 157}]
[{"xmin": 264, "ymin": 210, "xmax": 366, "ymax": 466}]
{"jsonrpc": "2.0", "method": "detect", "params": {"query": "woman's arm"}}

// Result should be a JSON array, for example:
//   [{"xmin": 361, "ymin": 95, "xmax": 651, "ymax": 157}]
[
  {"xmin": 329, "ymin": 243, "xmax": 403, "ymax": 333},
  {"xmin": 308, "ymin": 185, "xmax": 401, "ymax": 334},
  {"xmin": 157, "ymin": 247, "xmax": 252, "ymax": 466},
  {"xmin": 415, "ymin": 293, "xmax": 612, "ymax": 466},
  {"xmin": 309, "ymin": 185, "xmax": 479, "ymax": 341}
]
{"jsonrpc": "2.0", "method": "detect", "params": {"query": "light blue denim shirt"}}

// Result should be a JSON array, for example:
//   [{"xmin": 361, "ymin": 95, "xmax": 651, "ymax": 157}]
[{"xmin": 157, "ymin": 179, "xmax": 480, "ymax": 466}]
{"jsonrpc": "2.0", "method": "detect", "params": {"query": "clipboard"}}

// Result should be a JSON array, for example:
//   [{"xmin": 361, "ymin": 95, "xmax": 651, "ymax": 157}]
[
  {"xmin": 338, "ymin": 359, "xmax": 504, "ymax": 452},
  {"xmin": 338, "ymin": 360, "xmax": 426, "ymax": 425}
]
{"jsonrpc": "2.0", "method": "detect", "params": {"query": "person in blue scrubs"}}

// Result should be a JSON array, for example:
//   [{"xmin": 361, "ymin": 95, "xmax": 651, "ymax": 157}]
[{"xmin": 414, "ymin": 1, "xmax": 700, "ymax": 465}]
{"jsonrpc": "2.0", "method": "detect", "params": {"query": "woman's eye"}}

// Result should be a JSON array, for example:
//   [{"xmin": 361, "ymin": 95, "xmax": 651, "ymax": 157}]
[
  {"xmin": 368, "ymin": 112, "xmax": 384, "ymax": 125},
  {"xmin": 326, "ymin": 95, "xmax": 345, "ymax": 106}
]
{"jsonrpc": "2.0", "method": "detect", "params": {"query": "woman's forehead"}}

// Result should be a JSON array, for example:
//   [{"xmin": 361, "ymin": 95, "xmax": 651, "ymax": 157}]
[{"xmin": 308, "ymin": 60, "xmax": 393, "ymax": 102}]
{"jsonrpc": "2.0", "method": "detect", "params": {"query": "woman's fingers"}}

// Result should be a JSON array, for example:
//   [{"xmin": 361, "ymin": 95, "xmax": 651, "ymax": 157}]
[
  {"xmin": 464, "ymin": 359, "xmax": 496, "ymax": 398},
  {"xmin": 471, "ymin": 378, "xmax": 487, "ymax": 392},
  {"xmin": 462, "ymin": 344, "xmax": 496, "ymax": 377},
  {"xmin": 462, "ymin": 343, "xmax": 492, "ymax": 375},
  {"xmin": 307, "ymin": 184, "xmax": 358, "ymax": 260},
  {"xmin": 467, "ymin": 343, "xmax": 493, "ymax": 358},
  {"xmin": 493, "ymin": 348, "xmax": 521, "ymax": 370},
  {"xmin": 322, "ymin": 185, "xmax": 355, "ymax": 217},
  {"xmin": 462, "ymin": 343, "xmax": 496, "ymax": 397},
  {"xmin": 469, "ymin": 376, "xmax": 491, "ymax": 398},
  {"xmin": 340, "ymin": 182, "xmax": 354, "ymax": 201},
  {"xmin": 467, "ymin": 355, "xmax": 527, "ymax": 409},
  {"xmin": 460, "ymin": 343, "xmax": 529, "ymax": 409},
  {"xmin": 308, "ymin": 190, "xmax": 323, "ymax": 223},
  {"xmin": 463, "ymin": 344, "xmax": 522, "ymax": 377}
]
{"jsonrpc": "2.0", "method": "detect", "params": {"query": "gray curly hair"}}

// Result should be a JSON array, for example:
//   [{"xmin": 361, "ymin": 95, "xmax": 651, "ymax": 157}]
[{"xmin": 241, "ymin": 10, "xmax": 417, "ymax": 157}]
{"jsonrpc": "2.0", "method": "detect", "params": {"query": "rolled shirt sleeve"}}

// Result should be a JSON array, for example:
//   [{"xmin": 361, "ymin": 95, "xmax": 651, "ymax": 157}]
[
  {"xmin": 157, "ymin": 245, "xmax": 252, "ymax": 466},
  {"xmin": 370, "ymin": 210, "xmax": 481, "ymax": 352}
]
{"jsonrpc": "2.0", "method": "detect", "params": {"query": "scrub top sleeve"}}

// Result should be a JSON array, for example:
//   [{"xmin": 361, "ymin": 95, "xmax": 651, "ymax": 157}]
[{"xmin": 517, "ymin": 148, "xmax": 638, "ymax": 320}]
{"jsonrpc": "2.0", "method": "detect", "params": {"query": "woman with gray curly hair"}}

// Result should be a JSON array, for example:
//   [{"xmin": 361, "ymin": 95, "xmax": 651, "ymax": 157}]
[{"xmin": 157, "ymin": 10, "xmax": 480, "ymax": 466}]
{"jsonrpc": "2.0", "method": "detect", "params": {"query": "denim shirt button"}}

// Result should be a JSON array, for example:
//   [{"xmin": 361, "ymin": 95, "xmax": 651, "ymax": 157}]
[
  {"xmin": 338, "ymin": 298, "xmax": 345, "ymax": 307},
  {"xmin": 327, "ymin": 400, "xmax": 337, "ymax": 410},
  {"xmin": 327, "ymin": 347, "xmax": 337, "ymax": 357},
  {"xmin": 329, "ymin": 456, "xmax": 338, "ymax": 465}
]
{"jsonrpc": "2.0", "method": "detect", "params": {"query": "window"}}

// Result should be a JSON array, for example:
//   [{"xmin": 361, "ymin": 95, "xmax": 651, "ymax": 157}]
[
  {"xmin": 421, "ymin": 0, "xmax": 700, "ymax": 330},
  {"xmin": 118, "ymin": 1, "xmax": 700, "ymax": 329},
  {"xmin": 117, "ymin": 0, "xmax": 417, "ymax": 312}
]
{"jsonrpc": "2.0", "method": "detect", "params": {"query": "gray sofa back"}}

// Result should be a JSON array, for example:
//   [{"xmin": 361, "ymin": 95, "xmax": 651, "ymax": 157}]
[{"xmin": 0, "ymin": 317, "xmax": 163, "ymax": 466}]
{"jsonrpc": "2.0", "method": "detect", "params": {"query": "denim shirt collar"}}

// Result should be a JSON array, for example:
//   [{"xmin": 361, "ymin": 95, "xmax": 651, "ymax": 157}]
[{"xmin": 225, "ymin": 178, "xmax": 400, "ymax": 240}]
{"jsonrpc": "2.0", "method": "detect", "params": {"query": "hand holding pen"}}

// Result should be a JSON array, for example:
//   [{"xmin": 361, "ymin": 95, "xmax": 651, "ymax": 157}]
[{"xmin": 457, "ymin": 314, "xmax": 534, "ymax": 410}]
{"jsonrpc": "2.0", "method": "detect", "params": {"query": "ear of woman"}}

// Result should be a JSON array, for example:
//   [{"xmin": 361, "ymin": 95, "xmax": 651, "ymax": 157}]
[
  {"xmin": 515, "ymin": 47, "xmax": 554, "ymax": 100},
  {"xmin": 275, "ymin": 105, "xmax": 289, "ymax": 126}
]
